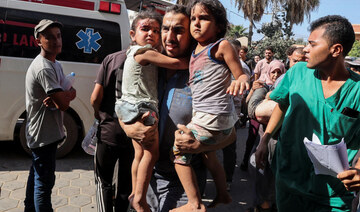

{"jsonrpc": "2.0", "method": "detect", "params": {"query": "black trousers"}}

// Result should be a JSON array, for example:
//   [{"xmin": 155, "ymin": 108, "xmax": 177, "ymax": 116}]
[
  {"xmin": 94, "ymin": 140, "xmax": 134, "ymax": 212},
  {"xmin": 222, "ymin": 138, "xmax": 237, "ymax": 182}
]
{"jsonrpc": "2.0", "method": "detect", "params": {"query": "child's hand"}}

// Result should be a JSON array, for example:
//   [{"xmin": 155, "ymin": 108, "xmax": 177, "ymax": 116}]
[{"xmin": 226, "ymin": 74, "xmax": 250, "ymax": 96}]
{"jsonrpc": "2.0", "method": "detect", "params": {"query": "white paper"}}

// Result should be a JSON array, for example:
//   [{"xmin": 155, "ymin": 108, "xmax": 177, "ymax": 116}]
[
  {"xmin": 303, "ymin": 134, "xmax": 349, "ymax": 177},
  {"xmin": 250, "ymin": 153, "xmax": 264, "ymax": 175}
]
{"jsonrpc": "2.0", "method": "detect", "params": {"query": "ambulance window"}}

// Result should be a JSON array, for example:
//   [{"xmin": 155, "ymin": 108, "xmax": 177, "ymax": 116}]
[
  {"xmin": 0, "ymin": 8, "xmax": 5, "ymax": 56},
  {"xmin": 2, "ymin": 8, "xmax": 122, "ymax": 64}
]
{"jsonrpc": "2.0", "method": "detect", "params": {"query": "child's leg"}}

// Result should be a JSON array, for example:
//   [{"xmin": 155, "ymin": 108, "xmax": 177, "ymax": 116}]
[
  {"xmin": 203, "ymin": 151, "xmax": 232, "ymax": 208},
  {"xmin": 130, "ymin": 139, "xmax": 143, "ymax": 201},
  {"xmin": 132, "ymin": 134, "xmax": 159, "ymax": 212},
  {"xmin": 170, "ymin": 163, "xmax": 206, "ymax": 212}
]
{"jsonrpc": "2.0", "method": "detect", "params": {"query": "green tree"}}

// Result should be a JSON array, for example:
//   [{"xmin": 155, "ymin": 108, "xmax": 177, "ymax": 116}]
[
  {"xmin": 249, "ymin": 12, "xmax": 295, "ymax": 61},
  {"xmin": 226, "ymin": 24, "xmax": 248, "ymax": 39},
  {"xmin": 233, "ymin": 0, "xmax": 320, "ymax": 45},
  {"xmin": 349, "ymin": 40, "xmax": 360, "ymax": 57}
]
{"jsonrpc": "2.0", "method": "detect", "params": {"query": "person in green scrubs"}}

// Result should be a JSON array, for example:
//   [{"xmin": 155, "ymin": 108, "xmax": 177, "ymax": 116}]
[{"xmin": 255, "ymin": 15, "xmax": 360, "ymax": 211}]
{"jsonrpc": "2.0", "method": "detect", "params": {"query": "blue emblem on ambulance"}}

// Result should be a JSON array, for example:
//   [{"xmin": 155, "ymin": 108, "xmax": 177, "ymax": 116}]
[{"xmin": 76, "ymin": 28, "xmax": 102, "ymax": 54}]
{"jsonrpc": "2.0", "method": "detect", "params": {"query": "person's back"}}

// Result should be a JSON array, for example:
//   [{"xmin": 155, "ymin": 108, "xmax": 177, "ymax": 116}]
[{"xmin": 91, "ymin": 49, "xmax": 133, "ymax": 211}]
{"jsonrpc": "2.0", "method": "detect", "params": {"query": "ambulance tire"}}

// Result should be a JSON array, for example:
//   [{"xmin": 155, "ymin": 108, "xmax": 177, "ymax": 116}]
[{"xmin": 19, "ymin": 111, "xmax": 79, "ymax": 158}]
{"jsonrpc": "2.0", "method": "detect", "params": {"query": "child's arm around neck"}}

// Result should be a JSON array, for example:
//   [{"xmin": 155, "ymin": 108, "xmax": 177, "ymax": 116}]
[{"xmin": 135, "ymin": 49, "xmax": 189, "ymax": 70}]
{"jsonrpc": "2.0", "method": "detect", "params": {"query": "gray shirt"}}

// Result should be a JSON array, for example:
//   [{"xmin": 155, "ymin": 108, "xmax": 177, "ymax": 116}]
[
  {"xmin": 25, "ymin": 54, "xmax": 66, "ymax": 148},
  {"xmin": 120, "ymin": 45, "xmax": 158, "ymax": 106}
]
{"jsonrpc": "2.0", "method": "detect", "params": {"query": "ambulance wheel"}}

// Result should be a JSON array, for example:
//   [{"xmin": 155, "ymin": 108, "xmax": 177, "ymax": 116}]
[{"xmin": 19, "ymin": 111, "xmax": 79, "ymax": 158}]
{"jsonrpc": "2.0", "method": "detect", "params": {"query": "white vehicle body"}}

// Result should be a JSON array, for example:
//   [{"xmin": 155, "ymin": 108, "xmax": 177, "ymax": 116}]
[
  {"xmin": 0, "ymin": 0, "xmax": 173, "ymax": 157},
  {"xmin": 0, "ymin": 0, "xmax": 131, "ymax": 157}
]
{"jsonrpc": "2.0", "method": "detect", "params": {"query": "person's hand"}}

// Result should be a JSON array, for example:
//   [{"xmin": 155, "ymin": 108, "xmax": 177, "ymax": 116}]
[
  {"xmin": 119, "ymin": 112, "xmax": 157, "ymax": 144},
  {"xmin": 43, "ymin": 96, "xmax": 56, "ymax": 108},
  {"xmin": 265, "ymin": 91, "xmax": 272, "ymax": 100},
  {"xmin": 68, "ymin": 87, "xmax": 76, "ymax": 101},
  {"xmin": 174, "ymin": 124, "xmax": 202, "ymax": 154},
  {"xmin": 252, "ymin": 80, "xmax": 265, "ymax": 90},
  {"xmin": 255, "ymin": 134, "xmax": 270, "ymax": 170},
  {"xmin": 94, "ymin": 112, "xmax": 100, "ymax": 121},
  {"xmin": 337, "ymin": 168, "xmax": 360, "ymax": 191},
  {"xmin": 227, "ymin": 75, "xmax": 250, "ymax": 96}
]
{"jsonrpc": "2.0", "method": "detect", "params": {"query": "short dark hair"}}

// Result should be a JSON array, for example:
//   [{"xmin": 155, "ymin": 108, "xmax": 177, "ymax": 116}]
[
  {"xmin": 230, "ymin": 39, "xmax": 241, "ymax": 48},
  {"xmin": 286, "ymin": 46, "xmax": 297, "ymax": 56},
  {"xmin": 240, "ymin": 46, "xmax": 248, "ymax": 53},
  {"xmin": 166, "ymin": 4, "xmax": 190, "ymax": 17},
  {"xmin": 130, "ymin": 9, "xmax": 162, "ymax": 32},
  {"xmin": 294, "ymin": 47, "xmax": 305, "ymax": 56},
  {"xmin": 265, "ymin": 46, "xmax": 274, "ymax": 53},
  {"xmin": 309, "ymin": 15, "xmax": 355, "ymax": 56},
  {"xmin": 189, "ymin": 0, "xmax": 228, "ymax": 39}
]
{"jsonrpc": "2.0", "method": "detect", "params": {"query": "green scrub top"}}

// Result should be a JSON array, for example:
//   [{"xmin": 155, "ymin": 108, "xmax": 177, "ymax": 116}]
[{"xmin": 270, "ymin": 62, "xmax": 360, "ymax": 211}]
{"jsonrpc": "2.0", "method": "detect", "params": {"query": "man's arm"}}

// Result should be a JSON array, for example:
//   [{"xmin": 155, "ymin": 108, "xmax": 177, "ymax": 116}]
[
  {"xmin": 90, "ymin": 83, "xmax": 103, "ymax": 120},
  {"xmin": 245, "ymin": 80, "xmax": 265, "ymax": 103},
  {"xmin": 118, "ymin": 112, "xmax": 157, "ymax": 143},
  {"xmin": 253, "ymin": 61, "xmax": 261, "ymax": 81},
  {"xmin": 255, "ymin": 104, "xmax": 286, "ymax": 169},
  {"xmin": 254, "ymin": 99, "xmax": 278, "ymax": 124},
  {"xmin": 50, "ymin": 88, "xmax": 76, "ymax": 111},
  {"xmin": 135, "ymin": 50, "xmax": 189, "ymax": 70},
  {"xmin": 174, "ymin": 124, "xmax": 235, "ymax": 154}
]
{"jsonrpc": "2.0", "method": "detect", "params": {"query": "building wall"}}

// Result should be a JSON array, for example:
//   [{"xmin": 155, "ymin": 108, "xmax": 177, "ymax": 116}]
[{"xmin": 353, "ymin": 24, "xmax": 360, "ymax": 41}]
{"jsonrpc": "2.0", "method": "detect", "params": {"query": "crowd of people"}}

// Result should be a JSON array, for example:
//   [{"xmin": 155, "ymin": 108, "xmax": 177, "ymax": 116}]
[{"xmin": 22, "ymin": 0, "xmax": 360, "ymax": 211}]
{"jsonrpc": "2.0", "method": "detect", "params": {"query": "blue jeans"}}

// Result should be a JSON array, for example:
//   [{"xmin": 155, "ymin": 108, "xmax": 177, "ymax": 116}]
[
  {"xmin": 147, "ymin": 166, "xmax": 207, "ymax": 212},
  {"xmin": 24, "ymin": 141, "xmax": 57, "ymax": 212}
]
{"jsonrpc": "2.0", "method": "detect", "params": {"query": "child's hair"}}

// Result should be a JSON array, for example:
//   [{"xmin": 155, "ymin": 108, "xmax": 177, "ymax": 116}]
[
  {"xmin": 188, "ymin": 0, "xmax": 228, "ymax": 39},
  {"xmin": 130, "ymin": 9, "xmax": 162, "ymax": 32}
]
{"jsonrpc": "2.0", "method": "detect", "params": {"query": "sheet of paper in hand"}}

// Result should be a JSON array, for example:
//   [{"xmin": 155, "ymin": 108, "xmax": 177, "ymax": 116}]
[{"xmin": 303, "ymin": 134, "xmax": 349, "ymax": 177}]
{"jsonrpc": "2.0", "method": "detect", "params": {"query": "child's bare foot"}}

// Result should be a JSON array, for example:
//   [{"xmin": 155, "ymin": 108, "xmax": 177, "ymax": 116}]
[
  {"xmin": 207, "ymin": 192, "xmax": 232, "ymax": 208},
  {"xmin": 170, "ymin": 202, "xmax": 206, "ymax": 212}
]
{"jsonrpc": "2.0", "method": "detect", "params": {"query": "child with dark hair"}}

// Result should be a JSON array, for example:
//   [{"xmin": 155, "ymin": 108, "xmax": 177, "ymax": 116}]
[{"xmin": 171, "ymin": 0, "xmax": 249, "ymax": 211}]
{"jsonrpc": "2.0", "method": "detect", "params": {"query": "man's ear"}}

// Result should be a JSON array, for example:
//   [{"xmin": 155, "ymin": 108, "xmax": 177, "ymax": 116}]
[
  {"xmin": 129, "ymin": 30, "xmax": 136, "ymax": 42},
  {"xmin": 36, "ymin": 38, "xmax": 41, "ymax": 47},
  {"xmin": 330, "ymin": 44, "xmax": 343, "ymax": 57}
]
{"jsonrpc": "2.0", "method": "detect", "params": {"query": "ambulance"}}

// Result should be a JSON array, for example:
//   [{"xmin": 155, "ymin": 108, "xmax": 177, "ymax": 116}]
[{"xmin": 0, "ymin": 0, "xmax": 173, "ymax": 157}]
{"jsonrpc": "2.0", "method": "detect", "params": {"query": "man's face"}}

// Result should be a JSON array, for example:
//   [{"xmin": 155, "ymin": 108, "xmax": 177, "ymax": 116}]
[
  {"xmin": 162, "ymin": 12, "xmax": 191, "ymax": 58},
  {"xmin": 239, "ymin": 49, "xmax": 246, "ymax": 59},
  {"xmin": 288, "ymin": 51, "xmax": 306, "ymax": 68},
  {"xmin": 37, "ymin": 26, "xmax": 62, "ymax": 56},
  {"xmin": 304, "ymin": 27, "xmax": 332, "ymax": 69},
  {"xmin": 264, "ymin": 50, "xmax": 273, "ymax": 61}
]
